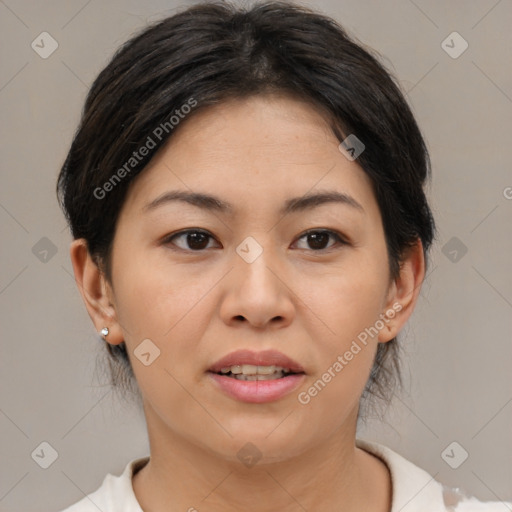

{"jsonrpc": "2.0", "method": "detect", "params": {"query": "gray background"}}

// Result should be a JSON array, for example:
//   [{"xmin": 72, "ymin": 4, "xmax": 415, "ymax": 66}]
[{"xmin": 1, "ymin": 0, "xmax": 511, "ymax": 511}]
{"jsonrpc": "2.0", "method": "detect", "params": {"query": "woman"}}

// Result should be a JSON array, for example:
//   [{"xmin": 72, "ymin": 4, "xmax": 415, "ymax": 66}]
[{"xmin": 56, "ymin": 1, "xmax": 510, "ymax": 510}]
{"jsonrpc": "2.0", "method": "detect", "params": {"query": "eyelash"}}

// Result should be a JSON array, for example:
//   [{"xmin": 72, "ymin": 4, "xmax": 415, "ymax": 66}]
[{"xmin": 162, "ymin": 228, "xmax": 348, "ymax": 253}]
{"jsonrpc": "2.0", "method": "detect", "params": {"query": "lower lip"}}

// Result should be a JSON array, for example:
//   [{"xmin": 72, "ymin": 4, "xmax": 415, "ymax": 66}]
[{"xmin": 207, "ymin": 372, "xmax": 306, "ymax": 403}]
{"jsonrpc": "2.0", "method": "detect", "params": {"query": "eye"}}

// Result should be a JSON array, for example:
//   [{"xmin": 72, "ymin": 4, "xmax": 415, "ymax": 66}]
[
  {"xmin": 162, "ymin": 228, "xmax": 347, "ymax": 253},
  {"xmin": 294, "ymin": 229, "xmax": 347, "ymax": 251},
  {"xmin": 163, "ymin": 229, "xmax": 219, "ymax": 251}
]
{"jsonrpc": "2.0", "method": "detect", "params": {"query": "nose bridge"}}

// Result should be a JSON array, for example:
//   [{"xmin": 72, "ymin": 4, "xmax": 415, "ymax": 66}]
[
  {"xmin": 219, "ymin": 232, "xmax": 294, "ymax": 328},
  {"xmin": 234, "ymin": 233, "xmax": 279, "ymax": 292}
]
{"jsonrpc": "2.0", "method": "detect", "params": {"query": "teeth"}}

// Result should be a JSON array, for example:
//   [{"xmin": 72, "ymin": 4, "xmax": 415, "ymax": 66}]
[
  {"xmin": 233, "ymin": 372, "xmax": 285, "ymax": 381},
  {"xmin": 219, "ymin": 365, "xmax": 291, "ymax": 376}
]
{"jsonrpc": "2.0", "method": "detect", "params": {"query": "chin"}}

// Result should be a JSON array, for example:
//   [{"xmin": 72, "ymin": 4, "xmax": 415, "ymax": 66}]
[{"xmin": 202, "ymin": 426, "xmax": 312, "ymax": 465}]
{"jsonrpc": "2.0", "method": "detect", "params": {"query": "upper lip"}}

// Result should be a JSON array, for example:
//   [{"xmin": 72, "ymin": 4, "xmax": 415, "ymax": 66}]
[{"xmin": 208, "ymin": 349, "xmax": 305, "ymax": 374}]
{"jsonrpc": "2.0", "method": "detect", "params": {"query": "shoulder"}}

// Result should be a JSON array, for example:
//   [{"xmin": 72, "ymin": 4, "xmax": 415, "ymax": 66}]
[
  {"xmin": 57, "ymin": 456, "xmax": 149, "ymax": 512},
  {"xmin": 356, "ymin": 438, "xmax": 512, "ymax": 512}
]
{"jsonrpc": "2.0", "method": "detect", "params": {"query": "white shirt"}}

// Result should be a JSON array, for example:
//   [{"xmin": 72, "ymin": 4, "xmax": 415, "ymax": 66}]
[{"xmin": 59, "ymin": 438, "xmax": 511, "ymax": 511}]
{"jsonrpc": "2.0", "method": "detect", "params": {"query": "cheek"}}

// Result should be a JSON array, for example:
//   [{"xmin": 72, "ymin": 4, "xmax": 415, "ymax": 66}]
[
  {"xmin": 295, "ymin": 266, "xmax": 384, "ymax": 425},
  {"xmin": 112, "ymin": 257, "xmax": 217, "ymax": 381},
  {"xmin": 300, "ymin": 254, "xmax": 389, "ymax": 345},
  {"xmin": 112, "ymin": 249, "xmax": 202, "ymax": 334}
]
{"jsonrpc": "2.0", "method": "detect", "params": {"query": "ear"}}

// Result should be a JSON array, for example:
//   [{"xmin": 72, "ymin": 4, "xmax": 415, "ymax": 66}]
[
  {"xmin": 378, "ymin": 239, "xmax": 426, "ymax": 343},
  {"xmin": 69, "ymin": 239, "xmax": 124, "ymax": 346}
]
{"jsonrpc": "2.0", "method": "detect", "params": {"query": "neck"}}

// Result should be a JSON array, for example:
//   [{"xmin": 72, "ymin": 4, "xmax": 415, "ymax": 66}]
[{"xmin": 133, "ymin": 402, "xmax": 391, "ymax": 512}]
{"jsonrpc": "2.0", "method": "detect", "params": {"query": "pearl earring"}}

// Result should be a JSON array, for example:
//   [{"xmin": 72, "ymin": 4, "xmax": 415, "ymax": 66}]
[{"xmin": 100, "ymin": 327, "xmax": 109, "ymax": 338}]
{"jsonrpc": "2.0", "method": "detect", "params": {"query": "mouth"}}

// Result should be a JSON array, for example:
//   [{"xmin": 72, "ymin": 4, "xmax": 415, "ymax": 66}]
[
  {"xmin": 208, "ymin": 349, "xmax": 306, "ymax": 375},
  {"xmin": 206, "ymin": 349, "xmax": 307, "ymax": 403},
  {"xmin": 209, "ymin": 365, "xmax": 305, "ymax": 381}
]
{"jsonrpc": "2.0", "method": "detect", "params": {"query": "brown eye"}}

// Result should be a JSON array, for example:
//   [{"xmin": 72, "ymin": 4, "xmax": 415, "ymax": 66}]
[
  {"xmin": 165, "ymin": 230, "xmax": 217, "ymax": 251},
  {"xmin": 295, "ymin": 230, "xmax": 346, "ymax": 251}
]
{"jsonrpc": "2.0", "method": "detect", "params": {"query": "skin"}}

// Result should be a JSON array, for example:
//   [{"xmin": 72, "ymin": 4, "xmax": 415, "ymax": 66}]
[{"xmin": 70, "ymin": 93, "xmax": 425, "ymax": 512}]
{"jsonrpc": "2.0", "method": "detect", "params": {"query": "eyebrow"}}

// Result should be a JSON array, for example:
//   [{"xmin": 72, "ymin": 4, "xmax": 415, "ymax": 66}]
[{"xmin": 142, "ymin": 189, "xmax": 365, "ymax": 216}]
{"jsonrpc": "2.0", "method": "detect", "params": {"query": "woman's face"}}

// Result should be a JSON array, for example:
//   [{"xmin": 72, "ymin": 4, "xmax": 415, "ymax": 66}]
[{"xmin": 90, "ymin": 94, "xmax": 416, "ymax": 463}]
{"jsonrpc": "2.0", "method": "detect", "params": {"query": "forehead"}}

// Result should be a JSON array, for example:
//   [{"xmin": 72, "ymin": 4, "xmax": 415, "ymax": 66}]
[{"xmin": 120, "ymin": 94, "xmax": 377, "ymax": 220}]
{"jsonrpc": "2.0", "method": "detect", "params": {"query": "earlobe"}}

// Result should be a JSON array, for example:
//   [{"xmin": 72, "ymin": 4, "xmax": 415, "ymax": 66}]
[
  {"xmin": 69, "ymin": 239, "xmax": 124, "ymax": 346},
  {"xmin": 378, "ymin": 239, "xmax": 426, "ymax": 343}
]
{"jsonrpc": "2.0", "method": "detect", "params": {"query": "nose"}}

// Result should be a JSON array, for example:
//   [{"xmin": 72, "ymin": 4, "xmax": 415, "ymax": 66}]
[{"xmin": 219, "ymin": 241, "xmax": 295, "ymax": 330}]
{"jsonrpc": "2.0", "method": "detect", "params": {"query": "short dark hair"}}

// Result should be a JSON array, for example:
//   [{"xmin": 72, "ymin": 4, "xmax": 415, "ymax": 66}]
[{"xmin": 57, "ymin": 0, "xmax": 436, "ymax": 420}]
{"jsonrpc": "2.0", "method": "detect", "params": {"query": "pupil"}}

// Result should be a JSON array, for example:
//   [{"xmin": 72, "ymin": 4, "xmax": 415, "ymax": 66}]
[
  {"xmin": 188, "ymin": 232, "xmax": 208, "ymax": 250},
  {"xmin": 308, "ymin": 232, "xmax": 329, "ymax": 250}
]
